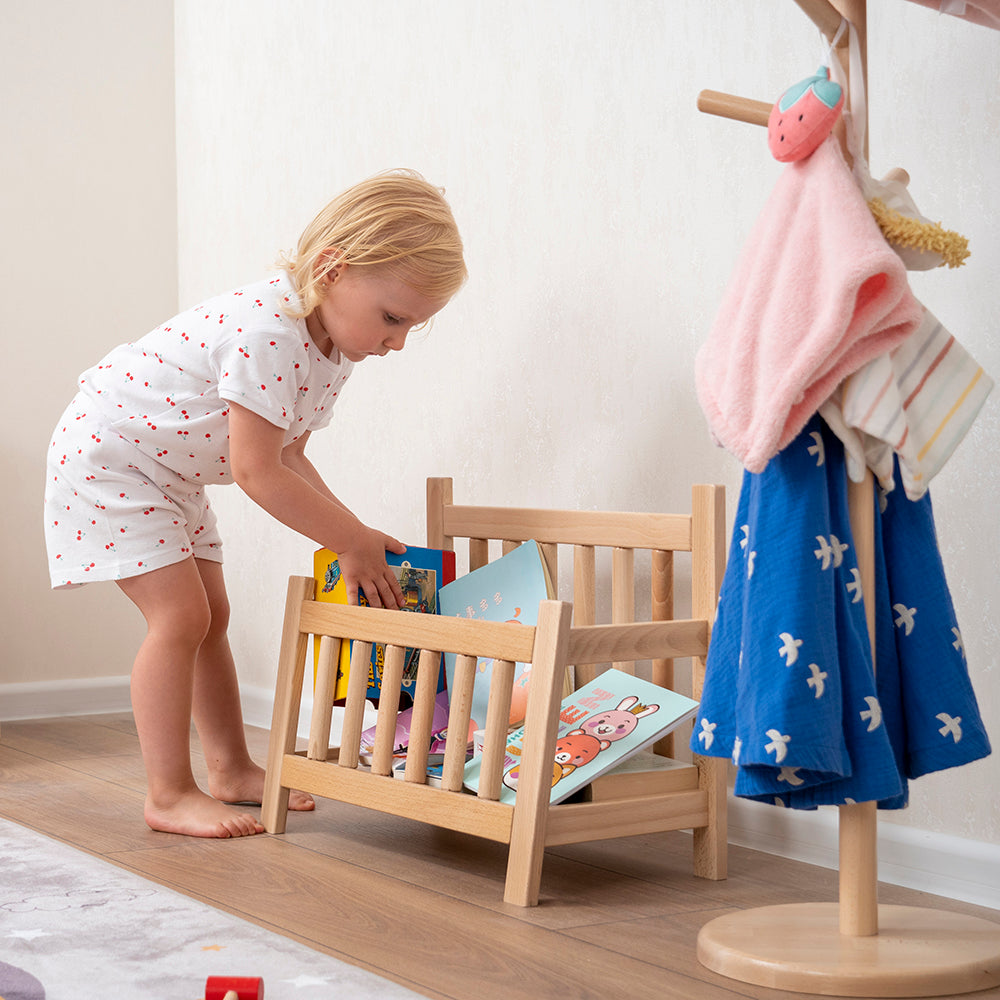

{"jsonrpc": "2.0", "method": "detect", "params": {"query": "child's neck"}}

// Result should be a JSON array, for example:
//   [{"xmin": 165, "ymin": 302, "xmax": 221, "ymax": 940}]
[{"xmin": 305, "ymin": 314, "xmax": 340, "ymax": 362}]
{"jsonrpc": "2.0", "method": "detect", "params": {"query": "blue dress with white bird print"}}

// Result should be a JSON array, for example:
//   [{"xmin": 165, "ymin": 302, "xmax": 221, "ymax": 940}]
[{"xmin": 691, "ymin": 415, "xmax": 990, "ymax": 809}]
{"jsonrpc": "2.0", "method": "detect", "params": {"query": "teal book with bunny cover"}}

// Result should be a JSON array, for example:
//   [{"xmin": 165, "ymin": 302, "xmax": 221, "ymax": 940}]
[{"xmin": 462, "ymin": 668, "xmax": 699, "ymax": 805}]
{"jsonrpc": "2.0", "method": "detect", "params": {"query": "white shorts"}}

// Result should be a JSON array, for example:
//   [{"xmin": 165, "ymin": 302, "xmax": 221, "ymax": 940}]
[{"xmin": 44, "ymin": 396, "xmax": 224, "ymax": 588}]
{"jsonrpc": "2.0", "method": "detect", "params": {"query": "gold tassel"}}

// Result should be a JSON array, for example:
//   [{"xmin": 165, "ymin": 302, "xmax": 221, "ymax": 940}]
[{"xmin": 868, "ymin": 197, "xmax": 971, "ymax": 269}]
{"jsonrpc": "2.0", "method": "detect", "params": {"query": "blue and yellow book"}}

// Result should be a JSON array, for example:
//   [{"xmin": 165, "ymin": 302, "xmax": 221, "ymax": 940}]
[{"xmin": 314, "ymin": 546, "xmax": 456, "ymax": 702}]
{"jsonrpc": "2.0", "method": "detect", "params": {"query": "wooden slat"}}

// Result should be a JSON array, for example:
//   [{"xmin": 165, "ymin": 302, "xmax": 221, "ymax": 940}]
[
  {"xmin": 469, "ymin": 537, "xmax": 488, "ymax": 570},
  {"xmin": 298, "ymin": 601, "xmax": 536, "ymax": 663},
  {"xmin": 425, "ymin": 476, "xmax": 452, "ymax": 551},
  {"xmin": 611, "ymin": 547, "xmax": 635, "ymax": 672},
  {"xmin": 651, "ymin": 549, "xmax": 676, "ymax": 756},
  {"xmin": 371, "ymin": 645, "xmax": 405, "ymax": 775},
  {"xmin": 279, "ymin": 752, "xmax": 514, "ymax": 842},
  {"xmin": 336, "ymin": 640, "xmax": 373, "ymax": 770},
  {"xmin": 540, "ymin": 542, "xmax": 558, "ymax": 596},
  {"xmin": 307, "ymin": 635, "xmax": 339, "ymax": 761},
  {"xmin": 478, "ymin": 659, "xmax": 515, "ymax": 801},
  {"xmin": 441, "ymin": 653, "xmax": 476, "ymax": 791},
  {"xmin": 545, "ymin": 789, "xmax": 709, "ymax": 845},
  {"xmin": 402, "ymin": 648, "xmax": 443, "ymax": 783},
  {"xmin": 567, "ymin": 620, "xmax": 708, "ymax": 665},
  {"xmin": 442, "ymin": 504, "xmax": 693, "ymax": 551},
  {"xmin": 572, "ymin": 544, "xmax": 598, "ymax": 688}
]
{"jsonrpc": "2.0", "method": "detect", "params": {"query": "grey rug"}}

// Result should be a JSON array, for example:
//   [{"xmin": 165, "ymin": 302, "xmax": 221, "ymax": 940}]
[{"xmin": 0, "ymin": 817, "xmax": 423, "ymax": 999}]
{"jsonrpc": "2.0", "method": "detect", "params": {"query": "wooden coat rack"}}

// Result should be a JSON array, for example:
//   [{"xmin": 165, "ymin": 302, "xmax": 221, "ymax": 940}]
[{"xmin": 694, "ymin": 1, "xmax": 1000, "ymax": 995}]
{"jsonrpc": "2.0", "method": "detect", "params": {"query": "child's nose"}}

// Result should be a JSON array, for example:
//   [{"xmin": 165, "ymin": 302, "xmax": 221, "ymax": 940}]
[{"xmin": 384, "ymin": 329, "xmax": 408, "ymax": 351}]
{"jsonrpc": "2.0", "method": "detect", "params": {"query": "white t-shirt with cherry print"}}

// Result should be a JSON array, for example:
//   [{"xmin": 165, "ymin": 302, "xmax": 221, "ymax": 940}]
[{"xmin": 77, "ymin": 271, "xmax": 353, "ymax": 486}]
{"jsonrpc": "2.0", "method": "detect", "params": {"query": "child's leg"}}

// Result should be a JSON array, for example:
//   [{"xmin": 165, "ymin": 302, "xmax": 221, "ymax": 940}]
[
  {"xmin": 117, "ymin": 558, "xmax": 263, "ymax": 838},
  {"xmin": 190, "ymin": 559, "xmax": 313, "ymax": 811}
]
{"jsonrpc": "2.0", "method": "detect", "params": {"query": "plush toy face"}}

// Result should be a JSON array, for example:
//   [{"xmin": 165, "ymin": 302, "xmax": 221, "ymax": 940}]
[{"xmin": 767, "ymin": 65, "xmax": 844, "ymax": 162}]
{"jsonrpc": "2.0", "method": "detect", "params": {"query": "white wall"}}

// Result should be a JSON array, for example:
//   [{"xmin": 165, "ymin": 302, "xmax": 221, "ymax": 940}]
[
  {"xmin": 5, "ymin": 1, "xmax": 998, "ymax": 865},
  {"xmin": 2, "ymin": 2, "xmax": 177, "ymax": 689},
  {"xmin": 174, "ymin": 1, "xmax": 1000, "ymax": 850}
]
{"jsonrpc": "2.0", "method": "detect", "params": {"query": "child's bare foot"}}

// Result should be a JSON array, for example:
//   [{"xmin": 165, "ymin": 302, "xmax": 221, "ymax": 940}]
[
  {"xmin": 208, "ymin": 761, "xmax": 315, "ymax": 812},
  {"xmin": 145, "ymin": 788, "xmax": 264, "ymax": 838}
]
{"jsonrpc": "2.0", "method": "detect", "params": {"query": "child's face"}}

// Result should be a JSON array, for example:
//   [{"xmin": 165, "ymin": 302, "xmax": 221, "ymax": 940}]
[{"xmin": 306, "ymin": 263, "xmax": 449, "ymax": 363}]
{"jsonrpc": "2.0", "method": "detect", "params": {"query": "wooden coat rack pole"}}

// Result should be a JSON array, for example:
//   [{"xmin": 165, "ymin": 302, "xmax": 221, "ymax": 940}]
[{"xmin": 694, "ymin": 0, "xmax": 1000, "ymax": 994}]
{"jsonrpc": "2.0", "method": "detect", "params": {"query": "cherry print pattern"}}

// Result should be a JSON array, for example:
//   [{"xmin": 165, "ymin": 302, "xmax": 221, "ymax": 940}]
[{"xmin": 43, "ymin": 273, "xmax": 352, "ymax": 588}]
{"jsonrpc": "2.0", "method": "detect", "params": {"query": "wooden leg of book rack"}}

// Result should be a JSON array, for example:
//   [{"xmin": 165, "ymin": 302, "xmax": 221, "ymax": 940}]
[{"xmin": 696, "ymin": 472, "xmax": 1000, "ymax": 996}]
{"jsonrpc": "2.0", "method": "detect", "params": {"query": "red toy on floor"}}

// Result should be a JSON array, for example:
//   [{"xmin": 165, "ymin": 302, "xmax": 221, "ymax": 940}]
[{"xmin": 204, "ymin": 976, "xmax": 264, "ymax": 1000}]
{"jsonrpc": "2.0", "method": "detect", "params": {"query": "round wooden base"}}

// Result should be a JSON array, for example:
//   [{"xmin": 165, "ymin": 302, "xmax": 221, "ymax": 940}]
[{"xmin": 697, "ymin": 903, "xmax": 1000, "ymax": 997}]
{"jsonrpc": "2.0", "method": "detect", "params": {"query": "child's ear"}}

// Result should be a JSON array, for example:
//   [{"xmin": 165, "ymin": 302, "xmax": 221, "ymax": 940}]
[{"xmin": 315, "ymin": 247, "xmax": 347, "ymax": 282}]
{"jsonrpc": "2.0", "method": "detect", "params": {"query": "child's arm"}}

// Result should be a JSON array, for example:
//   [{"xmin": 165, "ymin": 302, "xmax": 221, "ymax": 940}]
[
  {"xmin": 279, "ymin": 430, "xmax": 351, "ymax": 510},
  {"xmin": 228, "ymin": 403, "xmax": 405, "ymax": 608}
]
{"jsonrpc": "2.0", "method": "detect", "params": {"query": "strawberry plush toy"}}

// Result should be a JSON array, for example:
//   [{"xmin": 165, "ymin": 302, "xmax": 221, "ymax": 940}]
[{"xmin": 767, "ymin": 65, "xmax": 844, "ymax": 162}]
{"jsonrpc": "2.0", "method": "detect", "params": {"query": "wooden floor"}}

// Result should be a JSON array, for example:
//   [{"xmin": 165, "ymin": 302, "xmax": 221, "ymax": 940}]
[{"xmin": 2, "ymin": 713, "xmax": 999, "ymax": 1000}]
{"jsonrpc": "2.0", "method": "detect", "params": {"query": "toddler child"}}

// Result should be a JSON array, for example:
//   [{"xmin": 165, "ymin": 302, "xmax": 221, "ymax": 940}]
[{"xmin": 44, "ymin": 169, "xmax": 466, "ymax": 838}]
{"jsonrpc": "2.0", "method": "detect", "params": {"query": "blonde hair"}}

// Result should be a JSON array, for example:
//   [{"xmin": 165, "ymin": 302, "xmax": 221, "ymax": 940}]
[{"xmin": 279, "ymin": 169, "xmax": 467, "ymax": 318}]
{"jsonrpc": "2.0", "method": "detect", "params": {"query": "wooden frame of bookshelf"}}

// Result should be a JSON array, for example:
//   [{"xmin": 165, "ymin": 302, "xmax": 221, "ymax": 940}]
[{"xmin": 262, "ymin": 478, "xmax": 726, "ymax": 906}]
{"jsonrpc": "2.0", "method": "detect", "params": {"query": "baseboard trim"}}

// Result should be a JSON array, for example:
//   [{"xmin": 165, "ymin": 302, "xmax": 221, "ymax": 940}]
[
  {"xmin": 728, "ymin": 797, "xmax": 1000, "ymax": 912},
  {"xmin": 0, "ymin": 680, "xmax": 314, "ymax": 738},
  {"xmin": 0, "ymin": 676, "xmax": 133, "ymax": 721},
  {"xmin": 4, "ymin": 681, "xmax": 996, "ymax": 911}
]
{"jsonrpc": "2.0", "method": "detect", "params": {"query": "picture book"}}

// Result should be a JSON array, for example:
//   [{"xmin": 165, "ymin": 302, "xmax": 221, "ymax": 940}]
[
  {"xmin": 358, "ymin": 690, "xmax": 451, "ymax": 766},
  {"xmin": 462, "ymin": 668, "xmax": 699, "ymax": 806},
  {"xmin": 437, "ymin": 540, "xmax": 555, "ymax": 732},
  {"xmin": 314, "ymin": 545, "xmax": 456, "ymax": 702}
]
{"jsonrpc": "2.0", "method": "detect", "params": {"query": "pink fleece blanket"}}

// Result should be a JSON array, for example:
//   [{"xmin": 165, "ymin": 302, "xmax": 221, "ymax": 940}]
[{"xmin": 695, "ymin": 136, "xmax": 923, "ymax": 473}]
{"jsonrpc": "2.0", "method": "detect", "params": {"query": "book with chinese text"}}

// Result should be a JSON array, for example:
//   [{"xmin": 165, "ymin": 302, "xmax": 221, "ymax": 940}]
[{"xmin": 437, "ymin": 540, "xmax": 555, "ymax": 732}]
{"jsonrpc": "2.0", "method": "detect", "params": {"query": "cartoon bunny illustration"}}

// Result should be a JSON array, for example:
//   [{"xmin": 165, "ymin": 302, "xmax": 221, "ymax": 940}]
[{"xmin": 574, "ymin": 695, "xmax": 659, "ymax": 744}]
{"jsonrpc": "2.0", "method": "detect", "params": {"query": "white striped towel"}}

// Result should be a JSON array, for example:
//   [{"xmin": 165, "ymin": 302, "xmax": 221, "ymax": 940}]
[{"xmin": 820, "ymin": 306, "xmax": 993, "ymax": 499}]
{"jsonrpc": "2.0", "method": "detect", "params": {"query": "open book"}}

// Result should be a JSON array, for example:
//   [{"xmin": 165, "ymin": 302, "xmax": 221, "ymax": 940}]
[{"xmin": 463, "ymin": 668, "xmax": 699, "ymax": 805}]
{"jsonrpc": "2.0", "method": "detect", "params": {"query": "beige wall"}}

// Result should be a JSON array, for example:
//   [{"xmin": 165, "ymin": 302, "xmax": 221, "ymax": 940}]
[
  {"xmin": 2, "ymin": 2, "xmax": 177, "ymax": 686},
  {"xmin": 3, "ymin": 1, "xmax": 998, "ymax": 860},
  {"xmin": 173, "ymin": 1, "xmax": 1000, "ymax": 850}
]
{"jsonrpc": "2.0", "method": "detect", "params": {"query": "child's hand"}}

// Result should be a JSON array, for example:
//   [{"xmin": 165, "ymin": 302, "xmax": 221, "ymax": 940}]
[{"xmin": 338, "ymin": 529, "xmax": 407, "ymax": 608}]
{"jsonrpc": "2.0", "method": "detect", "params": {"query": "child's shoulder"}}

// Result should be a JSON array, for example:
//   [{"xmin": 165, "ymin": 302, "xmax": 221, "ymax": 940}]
[
  {"xmin": 165, "ymin": 272, "xmax": 305, "ymax": 341},
  {"xmin": 190, "ymin": 271, "xmax": 299, "ymax": 317}
]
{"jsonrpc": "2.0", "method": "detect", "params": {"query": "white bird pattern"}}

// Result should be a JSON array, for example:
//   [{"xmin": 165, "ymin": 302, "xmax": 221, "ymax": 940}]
[
  {"xmin": 952, "ymin": 627, "xmax": 965, "ymax": 658},
  {"xmin": 936, "ymin": 713, "xmax": 963, "ymax": 742},
  {"xmin": 860, "ymin": 696, "xmax": 883, "ymax": 732},
  {"xmin": 846, "ymin": 567, "xmax": 863, "ymax": 604},
  {"xmin": 807, "ymin": 431, "xmax": 825, "ymax": 466},
  {"xmin": 778, "ymin": 632, "xmax": 803, "ymax": 666},
  {"xmin": 698, "ymin": 718, "xmax": 717, "ymax": 750},
  {"xmin": 778, "ymin": 766, "xmax": 805, "ymax": 786},
  {"xmin": 814, "ymin": 534, "xmax": 849, "ymax": 570},
  {"xmin": 806, "ymin": 663, "xmax": 827, "ymax": 699},
  {"xmin": 764, "ymin": 729, "xmax": 791, "ymax": 763},
  {"xmin": 893, "ymin": 603, "xmax": 917, "ymax": 635}
]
